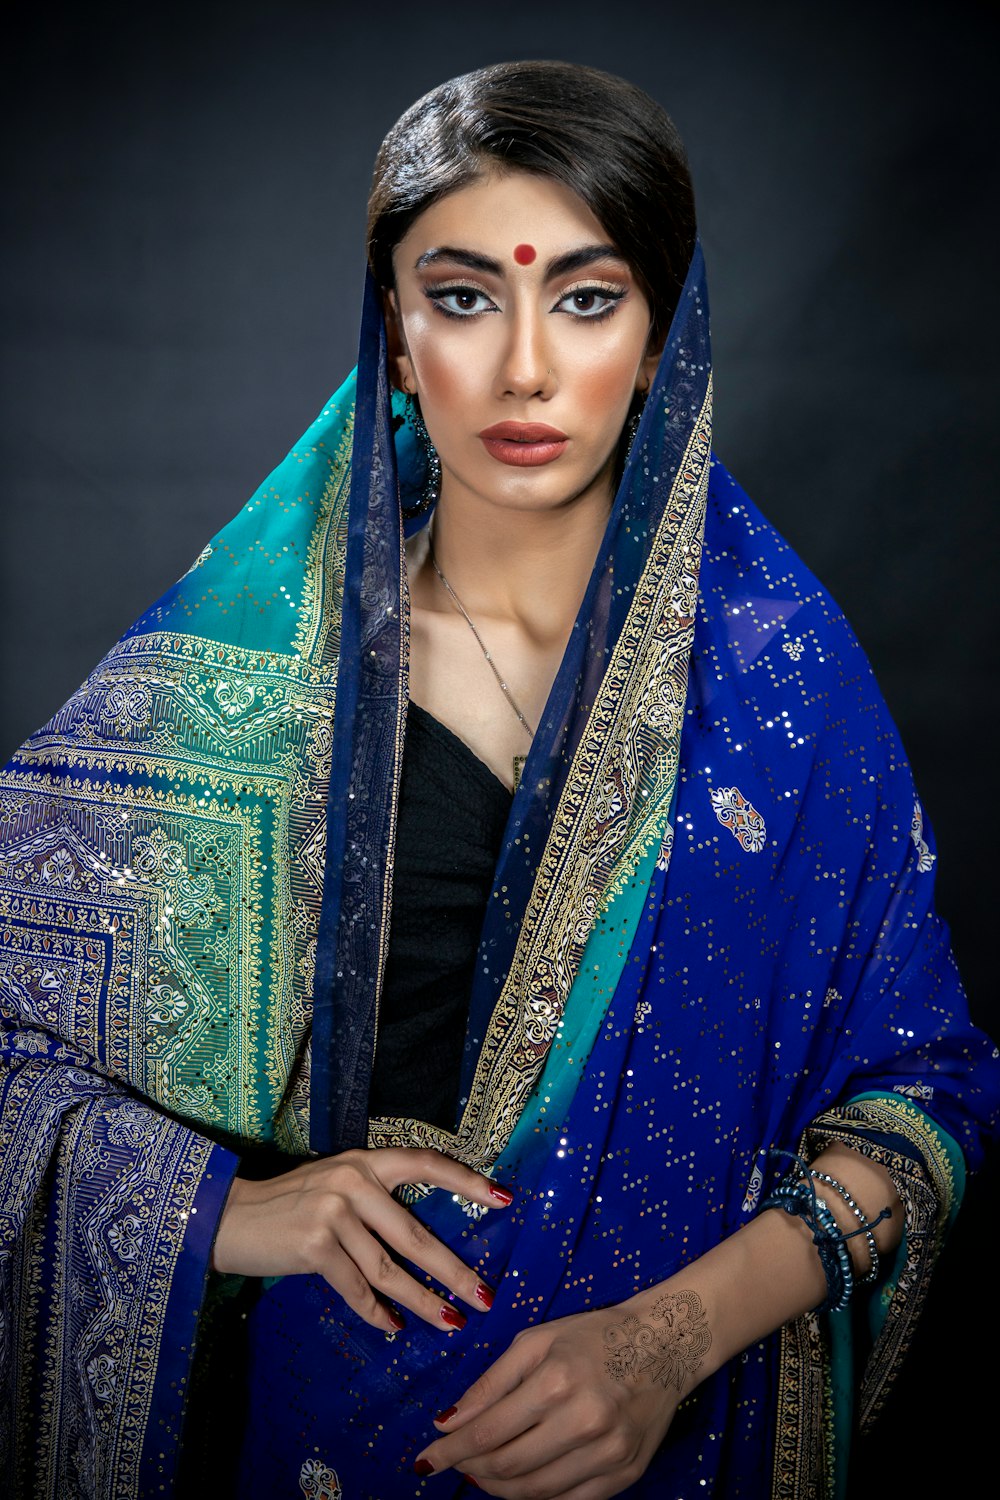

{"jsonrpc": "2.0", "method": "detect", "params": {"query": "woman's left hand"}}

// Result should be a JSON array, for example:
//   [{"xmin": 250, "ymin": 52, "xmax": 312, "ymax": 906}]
[{"xmin": 413, "ymin": 1306, "xmax": 682, "ymax": 1499}]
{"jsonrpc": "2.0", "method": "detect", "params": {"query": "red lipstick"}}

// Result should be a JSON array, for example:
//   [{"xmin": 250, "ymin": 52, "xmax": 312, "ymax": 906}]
[{"xmin": 478, "ymin": 421, "xmax": 568, "ymax": 467}]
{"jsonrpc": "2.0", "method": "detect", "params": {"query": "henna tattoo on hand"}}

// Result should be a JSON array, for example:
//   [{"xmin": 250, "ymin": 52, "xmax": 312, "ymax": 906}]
[{"xmin": 603, "ymin": 1289, "xmax": 712, "ymax": 1392}]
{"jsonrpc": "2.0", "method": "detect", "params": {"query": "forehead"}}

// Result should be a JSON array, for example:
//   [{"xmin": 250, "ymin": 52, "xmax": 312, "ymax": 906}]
[{"xmin": 396, "ymin": 169, "xmax": 611, "ymax": 266}]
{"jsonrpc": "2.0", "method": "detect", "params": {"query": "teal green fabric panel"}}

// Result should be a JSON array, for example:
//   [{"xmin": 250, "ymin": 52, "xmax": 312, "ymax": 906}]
[
  {"xmin": 500, "ymin": 836, "xmax": 663, "ymax": 1179},
  {"xmin": 143, "ymin": 370, "xmax": 358, "ymax": 651}
]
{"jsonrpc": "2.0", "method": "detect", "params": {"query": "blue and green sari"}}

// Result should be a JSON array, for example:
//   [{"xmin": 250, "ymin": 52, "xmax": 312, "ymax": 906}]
[{"xmin": 1, "ymin": 244, "xmax": 997, "ymax": 1499}]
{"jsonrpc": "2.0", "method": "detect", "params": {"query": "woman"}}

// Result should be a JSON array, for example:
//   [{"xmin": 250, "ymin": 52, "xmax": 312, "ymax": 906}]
[{"xmin": 1, "ymin": 60, "xmax": 997, "ymax": 1500}]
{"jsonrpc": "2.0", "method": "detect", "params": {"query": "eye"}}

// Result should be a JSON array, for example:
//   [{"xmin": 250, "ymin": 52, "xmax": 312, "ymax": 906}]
[
  {"xmin": 555, "ymin": 285, "xmax": 626, "ymax": 320},
  {"xmin": 424, "ymin": 284, "xmax": 499, "ymax": 319}
]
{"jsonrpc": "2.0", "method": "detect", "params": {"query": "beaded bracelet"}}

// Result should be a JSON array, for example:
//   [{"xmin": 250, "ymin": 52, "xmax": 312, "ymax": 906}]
[
  {"xmin": 760, "ymin": 1151, "xmax": 892, "ymax": 1313},
  {"xmin": 760, "ymin": 1164, "xmax": 854, "ymax": 1313},
  {"xmin": 809, "ymin": 1168, "xmax": 890, "ymax": 1286}
]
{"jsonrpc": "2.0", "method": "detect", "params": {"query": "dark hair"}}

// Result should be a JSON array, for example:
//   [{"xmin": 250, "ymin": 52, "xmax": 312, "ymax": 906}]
[{"xmin": 367, "ymin": 61, "xmax": 696, "ymax": 345}]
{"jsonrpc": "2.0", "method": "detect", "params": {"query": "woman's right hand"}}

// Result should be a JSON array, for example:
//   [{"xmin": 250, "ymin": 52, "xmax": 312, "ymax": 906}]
[{"xmin": 211, "ymin": 1147, "xmax": 512, "ymax": 1335}]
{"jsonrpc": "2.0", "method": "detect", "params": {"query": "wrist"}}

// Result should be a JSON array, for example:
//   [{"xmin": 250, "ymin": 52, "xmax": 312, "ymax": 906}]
[
  {"xmin": 210, "ymin": 1173, "xmax": 253, "ymax": 1274},
  {"xmin": 610, "ymin": 1279, "xmax": 719, "ymax": 1399},
  {"xmin": 615, "ymin": 1204, "xmax": 830, "ymax": 1393}
]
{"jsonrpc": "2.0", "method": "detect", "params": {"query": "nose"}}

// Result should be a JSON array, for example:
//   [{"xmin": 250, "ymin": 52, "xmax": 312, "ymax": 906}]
[{"xmin": 494, "ymin": 302, "xmax": 554, "ymax": 401}]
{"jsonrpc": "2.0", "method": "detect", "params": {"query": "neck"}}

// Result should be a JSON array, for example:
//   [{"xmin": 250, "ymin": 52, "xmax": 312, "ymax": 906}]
[{"xmin": 417, "ymin": 470, "xmax": 612, "ymax": 648}]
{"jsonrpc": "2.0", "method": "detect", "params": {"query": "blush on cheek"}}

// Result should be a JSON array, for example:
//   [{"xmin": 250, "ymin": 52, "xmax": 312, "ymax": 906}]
[
  {"xmin": 574, "ymin": 356, "xmax": 637, "ymax": 417},
  {"xmin": 570, "ymin": 358, "xmax": 639, "ymax": 459},
  {"xmin": 407, "ymin": 343, "xmax": 480, "ymax": 460},
  {"xmin": 412, "ymin": 348, "xmax": 474, "ymax": 412}
]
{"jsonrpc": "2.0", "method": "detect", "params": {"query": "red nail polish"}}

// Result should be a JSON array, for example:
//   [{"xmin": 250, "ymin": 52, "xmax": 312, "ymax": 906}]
[
  {"xmin": 413, "ymin": 1457, "xmax": 435, "ymax": 1476},
  {"xmin": 488, "ymin": 1183, "xmax": 513, "ymax": 1206},
  {"xmin": 387, "ymin": 1308, "xmax": 405, "ymax": 1331},
  {"xmin": 435, "ymin": 1404, "xmax": 458, "ymax": 1423},
  {"xmin": 440, "ymin": 1304, "xmax": 466, "ymax": 1330},
  {"xmin": 474, "ymin": 1282, "xmax": 494, "ymax": 1309},
  {"xmin": 463, "ymin": 1476, "xmax": 481, "ymax": 1489}
]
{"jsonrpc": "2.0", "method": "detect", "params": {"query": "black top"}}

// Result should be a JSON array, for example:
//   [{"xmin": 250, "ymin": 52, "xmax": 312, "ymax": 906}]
[{"xmin": 367, "ymin": 702, "xmax": 512, "ymax": 1129}]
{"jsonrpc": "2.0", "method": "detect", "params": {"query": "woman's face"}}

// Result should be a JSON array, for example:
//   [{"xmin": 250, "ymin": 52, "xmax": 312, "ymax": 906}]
[{"xmin": 386, "ymin": 170, "xmax": 660, "ymax": 517}]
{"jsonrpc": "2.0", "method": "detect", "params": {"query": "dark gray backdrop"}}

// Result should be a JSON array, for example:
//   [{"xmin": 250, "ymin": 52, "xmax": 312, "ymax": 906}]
[{"xmin": 3, "ymin": 1, "xmax": 996, "ymax": 1485}]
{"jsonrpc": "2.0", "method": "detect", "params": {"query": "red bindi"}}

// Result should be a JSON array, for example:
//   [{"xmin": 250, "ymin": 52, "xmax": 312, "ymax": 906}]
[{"xmin": 512, "ymin": 243, "xmax": 537, "ymax": 265}]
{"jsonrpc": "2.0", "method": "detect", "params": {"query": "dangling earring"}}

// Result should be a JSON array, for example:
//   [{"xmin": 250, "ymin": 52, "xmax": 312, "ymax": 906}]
[
  {"xmin": 614, "ymin": 388, "xmax": 648, "ymax": 489},
  {"xmin": 624, "ymin": 390, "xmax": 647, "ymax": 459},
  {"xmin": 401, "ymin": 394, "xmax": 441, "ymax": 519}
]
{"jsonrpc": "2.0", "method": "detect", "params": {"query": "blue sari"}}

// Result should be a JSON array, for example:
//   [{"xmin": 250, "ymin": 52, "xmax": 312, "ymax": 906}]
[{"xmin": 2, "ymin": 243, "xmax": 997, "ymax": 1500}]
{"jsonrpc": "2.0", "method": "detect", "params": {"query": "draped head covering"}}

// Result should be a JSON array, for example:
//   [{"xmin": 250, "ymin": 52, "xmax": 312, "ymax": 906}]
[{"xmin": 1, "ymin": 239, "xmax": 997, "ymax": 1499}]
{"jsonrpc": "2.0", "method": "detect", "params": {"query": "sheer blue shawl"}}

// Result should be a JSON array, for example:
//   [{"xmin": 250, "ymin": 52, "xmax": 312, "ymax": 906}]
[{"xmin": 1, "ymin": 243, "xmax": 997, "ymax": 1499}]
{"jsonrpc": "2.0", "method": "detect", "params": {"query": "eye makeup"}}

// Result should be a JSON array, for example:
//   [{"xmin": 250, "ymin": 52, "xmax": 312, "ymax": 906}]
[
  {"xmin": 422, "ymin": 283, "xmax": 499, "ymax": 319},
  {"xmin": 554, "ymin": 281, "xmax": 628, "ymax": 320},
  {"xmin": 422, "ymin": 277, "xmax": 628, "ymax": 323}
]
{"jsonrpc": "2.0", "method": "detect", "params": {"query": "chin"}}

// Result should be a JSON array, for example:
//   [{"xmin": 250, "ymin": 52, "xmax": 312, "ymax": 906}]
[{"xmin": 450, "ymin": 457, "xmax": 615, "ymax": 515}]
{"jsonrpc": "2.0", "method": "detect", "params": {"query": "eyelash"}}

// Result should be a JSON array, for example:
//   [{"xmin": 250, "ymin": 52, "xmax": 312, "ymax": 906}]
[{"xmin": 424, "ymin": 281, "xmax": 627, "ymax": 323}]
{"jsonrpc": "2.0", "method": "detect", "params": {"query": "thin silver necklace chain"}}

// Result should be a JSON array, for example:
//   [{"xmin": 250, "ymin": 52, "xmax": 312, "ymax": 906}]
[{"xmin": 426, "ymin": 531, "xmax": 536, "ymax": 741}]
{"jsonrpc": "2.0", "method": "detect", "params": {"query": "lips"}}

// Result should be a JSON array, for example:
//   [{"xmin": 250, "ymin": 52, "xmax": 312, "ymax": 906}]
[
  {"xmin": 479, "ymin": 422, "xmax": 568, "ymax": 442},
  {"xmin": 478, "ymin": 421, "xmax": 568, "ymax": 468}
]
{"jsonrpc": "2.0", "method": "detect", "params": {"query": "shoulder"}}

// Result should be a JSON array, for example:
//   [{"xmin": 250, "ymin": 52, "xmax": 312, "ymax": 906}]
[
  {"xmin": 698, "ymin": 459, "xmax": 892, "ymax": 738},
  {"xmin": 691, "ymin": 459, "xmax": 921, "ymax": 869}
]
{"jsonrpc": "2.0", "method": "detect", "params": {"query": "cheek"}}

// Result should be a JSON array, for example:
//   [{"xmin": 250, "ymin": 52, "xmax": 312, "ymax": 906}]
[
  {"xmin": 413, "ymin": 351, "xmax": 474, "ymax": 410},
  {"xmin": 404, "ymin": 316, "xmax": 482, "ymax": 408},
  {"xmin": 571, "ymin": 346, "xmax": 641, "ymax": 427}
]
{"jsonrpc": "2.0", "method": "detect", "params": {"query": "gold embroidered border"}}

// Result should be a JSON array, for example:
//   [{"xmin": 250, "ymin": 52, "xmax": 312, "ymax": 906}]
[
  {"xmin": 772, "ymin": 1310, "xmax": 829, "ymax": 1500},
  {"xmin": 771, "ymin": 1096, "xmax": 954, "ymax": 1499},
  {"xmin": 292, "ymin": 416, "xmax": 353, "ymax": 666},
  {"xmin": 804, "ymin": 1097, "xmax": 954, "ymax": 1429}
]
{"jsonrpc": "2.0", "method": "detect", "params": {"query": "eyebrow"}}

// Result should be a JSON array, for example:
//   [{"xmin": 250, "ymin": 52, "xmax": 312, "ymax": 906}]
[{"xmin": 413, "ymin": 243, "xmax": 628, "ymax": 278}]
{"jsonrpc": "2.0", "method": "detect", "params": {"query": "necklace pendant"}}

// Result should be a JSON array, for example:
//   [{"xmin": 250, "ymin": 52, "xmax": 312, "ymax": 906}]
[{"xmin": 513, "ymin": 754, "xmax": 528, "ymax": 792}]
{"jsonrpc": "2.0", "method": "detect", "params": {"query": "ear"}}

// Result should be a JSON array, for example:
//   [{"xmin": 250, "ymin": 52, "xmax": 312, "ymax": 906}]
[
  {"xmin": 637, "ymin": 330, "xmax": 663, "ymax": 397},
  {"xmin": 383, "ymin": 289, "xmax": 416, "ymax": 395}
]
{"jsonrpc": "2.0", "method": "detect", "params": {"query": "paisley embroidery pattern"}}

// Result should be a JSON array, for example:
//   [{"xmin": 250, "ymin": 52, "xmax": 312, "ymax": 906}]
[
  {"xmin": 299, "ymin": 1459, "xmax": 343, "ymax": 1499},
  {"xmin": 893, "ymin": 1082, "xmax": 935, "ymax": 1102},
  {"xmin": 742, "ymin": 1160, "xmax": 765, "ymax": 1213},
  {"xmin": 710, "ymin": 785, "xmax": 767, "ymax": 853},
  {"xmin": 910, "ymin": 800, "xmax": 936, "ymax": 872},
  {"xmin": 101, "ymin": 682, "xmax": 153, "ymax": 731}
]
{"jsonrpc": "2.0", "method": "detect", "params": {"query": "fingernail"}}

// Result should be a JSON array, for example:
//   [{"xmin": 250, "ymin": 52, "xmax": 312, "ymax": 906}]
[
  {"xmin": 488, "ymin": 1183, "xmax": 513, "ymax": 1205},
  {"xmin": 440, "ymin": 1304, "xmax": 466, "ymax": 1330},
  {"xmin": 474, "ymin": 1282, "xmax": 494, "ymax": 1309},
  {"xmin": 413, "ymin": 1457, "xmax": 435, "ymax": 1476},
  {"xmin": 387, "ymin": 1308, "xmax": 405, "ymax": 1331},
  {"xmin": 463, "ymin": 1476, "xmax": 481, "ymax": 1489},
  {"xmin": 435, "ymin": 1404, "xmax": 458, "ymax": 1423}
]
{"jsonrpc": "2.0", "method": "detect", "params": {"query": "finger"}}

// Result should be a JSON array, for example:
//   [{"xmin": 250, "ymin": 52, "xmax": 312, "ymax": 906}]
[
  {"xmin": 465, "ymin": 1461, "xmax": 643, "ymax": 1500},
  {"xmin": 317, "ymin": 1243, "xmax": 404, "ymax": 1334},
  {"xmin": 361, "ymin": 1191, "xmax": 499, "ymax": 1315},
  {"xmin": 444, "ymin": 1413, "xmax": 641, "ymax": 1500},
  {"xmin": 338, "ymin": 1218, "xmax": 473, "ymax": 1334},
  {"xmin": 419, "ymin": 1368, "xmax": 562, "ymax": 1475},
  {"xmin": 369, "ymin": 1147, "xmax": 514, "ymax": 1209},
  {"xmin": 433, "ymin": 1332, "xmax": 543, "ymax": 1431}
]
